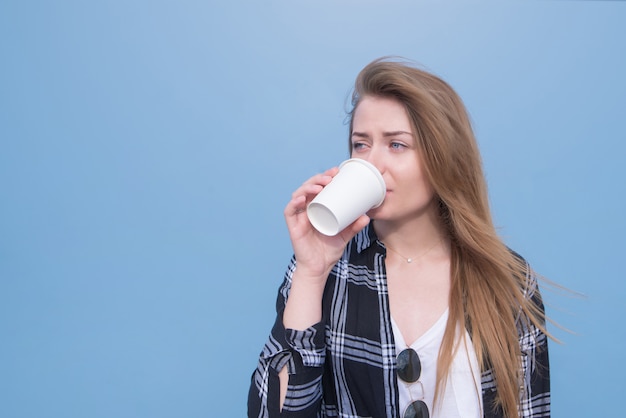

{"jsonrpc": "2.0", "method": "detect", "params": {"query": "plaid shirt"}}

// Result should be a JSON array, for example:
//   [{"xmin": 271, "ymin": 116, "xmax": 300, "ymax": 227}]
[{"xmin": 248, "ymin": 224, "xmax": 550, "ymax": 417}]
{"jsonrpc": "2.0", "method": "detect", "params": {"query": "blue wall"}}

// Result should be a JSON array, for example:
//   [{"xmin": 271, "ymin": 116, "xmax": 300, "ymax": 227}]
[{"xmin": 1, "ymin": 1, "xmax": 624, "ymax": 416}]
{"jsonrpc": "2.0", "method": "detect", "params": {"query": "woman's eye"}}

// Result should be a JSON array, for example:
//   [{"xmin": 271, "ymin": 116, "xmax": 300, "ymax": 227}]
[
  {"xmin": 352, "ymin": 142, "xmax": 366, "ymax": 151},
  {"xmin": 390, "ymin": 142, "xmax": 406, "ymax": 150}
]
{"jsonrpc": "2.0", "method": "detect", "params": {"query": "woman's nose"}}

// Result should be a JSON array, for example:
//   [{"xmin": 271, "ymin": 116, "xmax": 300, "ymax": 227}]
[{"xmin": 365, "ymin": 147, "xmax": 386, "ymax": 175}]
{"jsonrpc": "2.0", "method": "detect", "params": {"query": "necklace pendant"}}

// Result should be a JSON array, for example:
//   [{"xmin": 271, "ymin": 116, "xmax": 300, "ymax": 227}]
[{"xmin": 407, "ymin": 258, "xmax": 413, "ymax": 263}]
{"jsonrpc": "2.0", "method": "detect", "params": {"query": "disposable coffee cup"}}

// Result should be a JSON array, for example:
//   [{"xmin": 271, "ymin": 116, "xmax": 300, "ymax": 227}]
[{"xmin": 307, "ymin": 158, "xmax": 386, "ymax": 236}]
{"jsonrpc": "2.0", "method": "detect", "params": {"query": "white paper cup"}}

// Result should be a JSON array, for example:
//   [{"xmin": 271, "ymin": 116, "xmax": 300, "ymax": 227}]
[{"xmin": 307, "ymin": 158, "xmax": 386, "ymax": 236}]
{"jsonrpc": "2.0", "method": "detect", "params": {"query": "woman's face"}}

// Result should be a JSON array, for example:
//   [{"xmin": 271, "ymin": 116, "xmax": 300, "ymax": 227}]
[{"xmin": 350, "ymin": 95, "xmax": 436, "ymax": 224}]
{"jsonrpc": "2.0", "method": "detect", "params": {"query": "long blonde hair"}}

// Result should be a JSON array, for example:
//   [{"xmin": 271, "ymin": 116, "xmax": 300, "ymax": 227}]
[{"xmin": 348, "ymin": 57, "xmax": 549, "ymax": 417}]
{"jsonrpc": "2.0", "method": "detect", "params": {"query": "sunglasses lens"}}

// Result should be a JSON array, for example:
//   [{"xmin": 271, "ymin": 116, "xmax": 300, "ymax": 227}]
[
  {"xmin": 404, "ymin": 400, "xmax": 429, "ymax": 418},
  {"xmin": 397, "ymin": 348, "xmax": 421, "ymax": 383}
]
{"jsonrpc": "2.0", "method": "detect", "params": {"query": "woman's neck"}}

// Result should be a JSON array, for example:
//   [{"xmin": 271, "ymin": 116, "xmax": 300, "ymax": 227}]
[{"xmin": 373, "ymin": 206, "xmax": 448, "ymax": 259}]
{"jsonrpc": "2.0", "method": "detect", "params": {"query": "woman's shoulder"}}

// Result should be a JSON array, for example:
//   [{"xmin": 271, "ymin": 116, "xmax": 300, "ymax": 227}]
[{"xmin": 506, "ymin": 247, "xmax": 539, "ymax": 295}]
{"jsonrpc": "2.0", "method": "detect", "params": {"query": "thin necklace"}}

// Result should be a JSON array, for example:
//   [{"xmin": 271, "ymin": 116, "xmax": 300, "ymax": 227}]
[{"xmin": 384, "ymin": 238, "xmax": 441, "ymax": 264}]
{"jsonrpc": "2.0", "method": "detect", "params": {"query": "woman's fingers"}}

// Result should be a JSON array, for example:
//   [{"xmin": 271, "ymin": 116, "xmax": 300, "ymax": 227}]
[
  {"xmin": 339, "ymin": 215, "xmax": 370, "ymax": 242},
  {"xmin": 284, "ymin": 195, "xmax": 307, "ymax": 222},
  {"xmin": 290, "ymin": 183, "xmax": 324, "ymax": 203},
  {"xmin": 291, "ymin": 172, "xmax": 334, "ymax": 199},
  {"xmin": 286, "ymin": 168, "xmax": 338, "ymax": 220},
  {"xmin": 296, "ymin": 167, "xmax": 339, "ymax": 191}
]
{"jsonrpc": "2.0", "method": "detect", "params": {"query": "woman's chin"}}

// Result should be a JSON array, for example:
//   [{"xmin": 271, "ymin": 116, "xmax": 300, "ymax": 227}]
[{"xmin": 366, "ymin": 206, "xmax": 385, "ymax": 220}]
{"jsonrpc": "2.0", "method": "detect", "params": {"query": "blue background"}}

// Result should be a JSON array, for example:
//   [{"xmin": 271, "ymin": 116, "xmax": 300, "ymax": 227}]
[{"xmin": 1, "ymin": 1, "xmax": 624, "ymax": 417}]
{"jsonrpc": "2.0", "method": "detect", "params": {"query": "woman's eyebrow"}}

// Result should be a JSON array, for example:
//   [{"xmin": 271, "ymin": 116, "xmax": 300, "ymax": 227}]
[
  {"xmin": 382, "ymin": 130, "xmax": 412, "ymax": 137},
  {"xmin": 351, "ymin": 131, "xmax": 369, "ymax": 138},
  {"xmin": 351, "ymin": 130, "xmax": 412, "ymax": 138}
]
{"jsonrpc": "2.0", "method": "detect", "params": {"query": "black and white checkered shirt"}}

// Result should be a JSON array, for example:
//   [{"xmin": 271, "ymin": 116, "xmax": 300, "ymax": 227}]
[{"xmin": 248, "ymin": 224, "xmax": 550, "ymax": 417}]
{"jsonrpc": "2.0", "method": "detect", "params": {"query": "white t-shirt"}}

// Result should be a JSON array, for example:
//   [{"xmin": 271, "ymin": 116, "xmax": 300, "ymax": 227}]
[{"xmin": 391, "ymin": 309, "xmax": 482, "ymax": 418}]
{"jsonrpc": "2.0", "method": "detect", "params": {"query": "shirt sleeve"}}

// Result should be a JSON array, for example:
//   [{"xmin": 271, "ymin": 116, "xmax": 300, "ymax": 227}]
[
  {"xmin": 517, "ymin": 269, "xmax": 551, "ymax": 418},
  {"xmin": 247, "ymin": 257, "xmax": 327, "ymax": 418}
]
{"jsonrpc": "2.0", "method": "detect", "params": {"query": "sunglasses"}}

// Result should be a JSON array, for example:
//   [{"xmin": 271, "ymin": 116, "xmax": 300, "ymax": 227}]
[{"xmin": 397, "ymin": 348, "xmax": 430, "ymax": 418}]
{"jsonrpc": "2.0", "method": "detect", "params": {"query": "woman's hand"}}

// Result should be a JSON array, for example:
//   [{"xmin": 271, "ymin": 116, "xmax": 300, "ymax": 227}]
[
  {"xmin": 282, "ymin": 167, "xmax": 369, "ymax": 332},
  {"xmin": 284, "ymin": 167, "xmax": 370, "ymax": 282}
]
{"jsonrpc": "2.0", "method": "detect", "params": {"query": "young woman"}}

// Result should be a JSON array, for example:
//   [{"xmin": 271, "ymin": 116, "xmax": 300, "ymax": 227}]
[{"xmin": 248, "ymin": 58, "xmax": 550, "ymax": 418}]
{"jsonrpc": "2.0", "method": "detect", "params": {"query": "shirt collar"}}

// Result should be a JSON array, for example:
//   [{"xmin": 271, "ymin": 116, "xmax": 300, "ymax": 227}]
[{"xmin": 355, "ymin": 221, "xmax": 383, "ymax": 254}]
